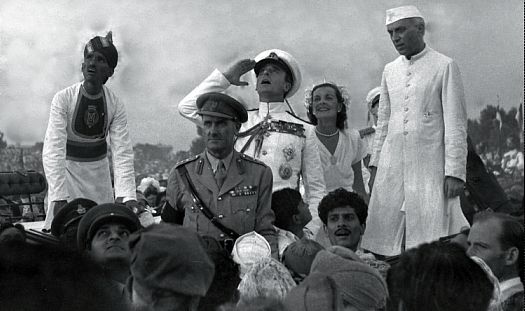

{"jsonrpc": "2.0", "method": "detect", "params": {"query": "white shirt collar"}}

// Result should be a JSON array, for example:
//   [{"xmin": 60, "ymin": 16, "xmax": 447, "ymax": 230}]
[{"xmin": 258, "ymin": 101, "xmax": 290, "ymax": 117}]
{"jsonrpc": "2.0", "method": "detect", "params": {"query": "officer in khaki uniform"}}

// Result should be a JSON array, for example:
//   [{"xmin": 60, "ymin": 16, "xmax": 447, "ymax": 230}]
[{"xmin": 162, "ymin": 92, "xmax": 277, "ymax": 256}]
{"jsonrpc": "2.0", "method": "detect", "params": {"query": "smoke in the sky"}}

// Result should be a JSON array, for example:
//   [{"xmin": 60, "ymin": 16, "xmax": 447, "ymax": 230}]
[{"xmin": 0, "ymin": 0, "xmax": 523, "ymax": 151}]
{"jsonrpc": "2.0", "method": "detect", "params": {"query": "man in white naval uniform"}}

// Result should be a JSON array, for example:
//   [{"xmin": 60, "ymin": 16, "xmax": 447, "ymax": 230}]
[
  {"xmin": 178, "ymin": 49, "xmax": 326, "ymax": 234},
  {"xmin": 42, "ymin": 32, "xmax": 137, "ymax": 230},
  {"xmin": 361, "ymin": 6, "xmax": 469, "ymax": 256}
]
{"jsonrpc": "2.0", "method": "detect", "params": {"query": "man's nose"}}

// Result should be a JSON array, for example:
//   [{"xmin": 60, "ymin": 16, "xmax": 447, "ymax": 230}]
[{"xmin": 108, "ymin": 231, "xmax": 121, "ymax": 240}]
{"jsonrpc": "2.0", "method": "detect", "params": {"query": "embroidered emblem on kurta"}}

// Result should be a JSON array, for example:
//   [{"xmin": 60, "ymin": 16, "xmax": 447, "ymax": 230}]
[{"xmin": 84, "ymin": 105, "xmax": 100, "ymax": 128}]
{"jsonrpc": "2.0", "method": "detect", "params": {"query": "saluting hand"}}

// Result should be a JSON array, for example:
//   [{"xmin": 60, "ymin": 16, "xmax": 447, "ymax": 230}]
[
  {"xmin": 444, "ymin": 176, "xmax": 464, "ymax": 198},
  {"xmin": 223, "ymin": 59, "xmax": 256, "ymax": 86}
]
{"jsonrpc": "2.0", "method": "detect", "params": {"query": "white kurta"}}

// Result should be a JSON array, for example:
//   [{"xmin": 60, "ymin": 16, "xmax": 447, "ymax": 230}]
[
  {"xmin": 317, "ymin": 129, "xmax": 368, "ymax": 193},
  {"xmin": 361, "ymin": 47, "xmax": 469, "ymax": 256},
  {"xmin": 42, "ymin": 82, "xmax": 136, "ymax": 228},
  {"xmin": 178, "ymin": 69, "xmax": 327, "ymax": 234}
]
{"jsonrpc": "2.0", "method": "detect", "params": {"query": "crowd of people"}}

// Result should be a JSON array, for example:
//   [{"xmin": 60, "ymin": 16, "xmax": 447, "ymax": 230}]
[{"xmin": 0, "ymin": 4, "xmax": 523, "ymax": 311}]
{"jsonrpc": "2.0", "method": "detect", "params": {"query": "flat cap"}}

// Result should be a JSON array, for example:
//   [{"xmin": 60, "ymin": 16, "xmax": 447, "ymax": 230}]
[
  {"xmin": 51, "ymin": 198, "xmax": 97, "ymax": 237},
  {"xmin": 197, "ymin": 92, "xmax": 248, "ymax": 123},
  {"xmin": 77, "ymin": 203, "xmax": 140, "ymax": 250},
  {"xmin": 129, "ymin": 223, "xmax": 215, "ymax": 301}
]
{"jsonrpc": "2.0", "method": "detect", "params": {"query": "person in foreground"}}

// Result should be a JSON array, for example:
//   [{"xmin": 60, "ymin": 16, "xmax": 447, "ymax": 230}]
[{"xmin": 387, "ymin": 241, "xmax": 494, "ymax": 311}]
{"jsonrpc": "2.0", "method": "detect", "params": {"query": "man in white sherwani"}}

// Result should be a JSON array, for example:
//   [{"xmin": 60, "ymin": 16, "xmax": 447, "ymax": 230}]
[
  {"xmin": 361, "ymin": 6, "xmax": 469, "ymax": 256},
  {"xmin": 178, "ymin": 49, "xmax": 326, "ymax": 235},
  {"xmin": 42, "ymin": 32, "xmax": 137, "ymax": 230}
]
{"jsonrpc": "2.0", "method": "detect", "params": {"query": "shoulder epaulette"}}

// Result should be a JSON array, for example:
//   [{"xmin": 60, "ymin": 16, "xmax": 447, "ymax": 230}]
[
  {"xmin": 359, "ymin": 127, "xmax": 376, "ymax": 138},
  {"xmin": 286, "ymin": 111, "xmax": 314, "ymax": 125},
  {"xmin": 174, "ymin": 154, "xmax": 200, "ymax": 168},
  {"xmin": 239, "ymin": 153, "xmax": 266, "ymax": 167}
]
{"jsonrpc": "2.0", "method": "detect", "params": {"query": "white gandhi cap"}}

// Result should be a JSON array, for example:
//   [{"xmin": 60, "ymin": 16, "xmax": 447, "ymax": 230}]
[{"xmin": 385, "ymin": 5, "xmax": 424, "ymax": 26}]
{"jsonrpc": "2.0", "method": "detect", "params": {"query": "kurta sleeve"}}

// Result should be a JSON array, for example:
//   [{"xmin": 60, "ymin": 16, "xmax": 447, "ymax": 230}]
[
  {"xmin": 108, "ymin": 94, "xmax": 136, "ymax": 200},
  {"xmin": 442, "ymin": 61, "xmax": 467, "ymax": 182},
  {"xmin": 254, "ymin": 165, "xmax": 278, "ymax": 258},
  {"xmin": 369, "ymin": 70, "xmax": 391, "ymax": 167},
  {"xmin": 177, "ymin": 69, "xmax": 232, "ymax": 127},
  {"xmin": 302, "ymin": 126, "xmax": 327, "ymax": 235},
  {"xmin": 42, "ymin": 91, "xmax": 69, "ymax": 202}
]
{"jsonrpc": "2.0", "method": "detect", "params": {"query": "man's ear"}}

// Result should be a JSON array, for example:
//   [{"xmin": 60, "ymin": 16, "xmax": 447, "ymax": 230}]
[
  {"xmin": 107, "ymin": 67, "xmax": 114, "ymax": 78},
  {"xmin": 292, "ymin": 213, "xmax": 300, "ymax": 225},
  {"xmin": 283, "ymin": 82, "xmax": 291, "ymax": 93},
  {"xmin": 505, "ymin": 246, "xmax": 519, "ymax": 266}
]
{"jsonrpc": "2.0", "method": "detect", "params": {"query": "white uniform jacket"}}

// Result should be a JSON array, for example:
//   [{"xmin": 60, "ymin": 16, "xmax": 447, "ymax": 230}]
[
  {"xmin": 361, "ymin": 47, "xmax": 469, "ymax": 256},
  {"xmin": 43, "ymin": 82, "xmax": 136, "ymax": 226},
  {"xmin": 178, "ymin": 69, "xmax": 327, "ymax": 234}
]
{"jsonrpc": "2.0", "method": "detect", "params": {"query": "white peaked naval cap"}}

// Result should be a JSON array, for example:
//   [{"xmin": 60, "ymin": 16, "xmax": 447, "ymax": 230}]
[{"xmin": 385, "ymin": 5, "xmax": 424, "ymax": 25}]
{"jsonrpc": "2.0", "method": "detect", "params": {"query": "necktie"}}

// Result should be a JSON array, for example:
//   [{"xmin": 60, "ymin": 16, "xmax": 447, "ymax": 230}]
[{"xmin": 215, "ymin": 160, "xmax": 227, "ymax": 188}]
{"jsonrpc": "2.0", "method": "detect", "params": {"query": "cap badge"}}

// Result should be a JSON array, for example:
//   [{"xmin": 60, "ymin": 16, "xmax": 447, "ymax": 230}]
[
  {"xmin": 268, "ymin": 52, "xmax": 279, "ymax": 60},
  {"xmin": 77, "ymin": 205, "xmax": 86, "ymax": 215}
]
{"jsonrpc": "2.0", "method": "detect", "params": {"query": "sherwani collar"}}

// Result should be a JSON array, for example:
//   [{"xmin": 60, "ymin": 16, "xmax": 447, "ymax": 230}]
[{"xmin": 402, "ymin": 45, "xmax": 429, "ymax": 63}]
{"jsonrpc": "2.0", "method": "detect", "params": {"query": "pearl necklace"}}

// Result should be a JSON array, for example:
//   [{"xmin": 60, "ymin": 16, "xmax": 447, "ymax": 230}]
[{"xmin": 315, "ymin": 128, "xmax": 339, "ymax": 137}]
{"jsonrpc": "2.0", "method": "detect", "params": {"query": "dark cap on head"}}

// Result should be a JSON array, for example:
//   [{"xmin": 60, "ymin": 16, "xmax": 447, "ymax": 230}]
[
  {"xmin": 84, "ymin": 31, "xmax": 118, "ymax": 69},
  {"xmin": 51, "ymin": 198, "xmax": 97, "ymax": 237},
  {"xmin": 77, "ymin": 203, "xmax": 140, "ymax": 250},
  {"xmin": 128, "ymin": 223, "xmax": 215, "ymax": 302},
  {"xmin": 196, "ymin": 92, "xmax": 248, "ymax": 123}
]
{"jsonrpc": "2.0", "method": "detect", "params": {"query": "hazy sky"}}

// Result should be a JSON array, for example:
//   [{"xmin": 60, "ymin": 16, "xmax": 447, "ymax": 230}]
[{"xmin": 1, "ymin": 0, "xmax": 523, "ymax": 152}]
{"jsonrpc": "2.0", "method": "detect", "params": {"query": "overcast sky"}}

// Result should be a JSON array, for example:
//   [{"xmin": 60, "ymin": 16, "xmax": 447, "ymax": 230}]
[{"xmin": 0, "ymin": 0, "xmax": 523, "ymax": 151}]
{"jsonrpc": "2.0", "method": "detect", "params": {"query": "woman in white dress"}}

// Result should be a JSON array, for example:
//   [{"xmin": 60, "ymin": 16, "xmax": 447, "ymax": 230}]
[{"xmin": 305, "ymin": 82, "xmax": 368, "ymax": 199}]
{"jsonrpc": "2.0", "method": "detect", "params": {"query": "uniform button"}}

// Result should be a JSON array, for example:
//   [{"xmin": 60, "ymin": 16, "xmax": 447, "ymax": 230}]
[
  {"xmin": 218, "ymin": 197, "xmax": 222, "ymax": 201},
  {"xmin": 404, "ymin": 119, "xmax": 408, "ymax": 124},
  {"xmin": 246, "ymin": 208, "xmax": 251, "ymax": 212},
  {"xmin": 404, "ymin": 107, "xmax": 409, "ymax": 112},
  {"xmin": 405, "ymin": 95, "xmax": 409, "ymax": 100},
  {"xmin": 264, "ymin": 132, "xmax": 271, "ymax": 137},
  {"xmin": 407, "ymin": 72, "xmax": 411, "ymax": 76},
  {"xmin": 406, "ymin": 83, "xmax": 410, "ymax": 87},
  {"xmin": 219, "ymin": 234, "xmax": 225, "ymax": 238},
  {"xmin": 218, "ymin": 214, "xmax": 224, "ymax": 219},
  {"xmin": 262, "ymin": 150, "xmax": 267, "ymax": 155},
  {"xmin": 404, "ymin": 131, "xmax": 408, "ymax": 135}
]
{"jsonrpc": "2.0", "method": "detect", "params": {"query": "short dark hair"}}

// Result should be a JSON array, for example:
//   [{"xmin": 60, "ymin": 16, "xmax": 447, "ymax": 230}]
[
  {"xmin": 387, "ymin": 242, "xmax": 493, "ymax": 311},
  {"xmin": 0, "ymin": 222, "xmax": 26, "ymax": 242},
  {"xmin": 473, "ymin": 212, "xmax": 524, "ymax": 281},
  {"xmin": 271, "ymin": 188, "xmax": 302, "ymax": 230},
  {"xmin": 306, "ymin": 83, "xmax": 347, "ymax": 130},
  {"xmin": 198, "ymin": 236, "xmax": 240, "ymax": 310},
  {"xmin": 318, "ymin": 188, "xmax": 367, "ymax": 225}
]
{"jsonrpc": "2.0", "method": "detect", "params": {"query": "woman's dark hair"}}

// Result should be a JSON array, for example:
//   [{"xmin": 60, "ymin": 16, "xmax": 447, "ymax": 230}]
[
  {"xmin": 387, "ymin": 242, "xmax": 493, "ymax": 311},
  {"xmin": 306, "ymin": 83, "xmax": 347, "ymax": 129}
]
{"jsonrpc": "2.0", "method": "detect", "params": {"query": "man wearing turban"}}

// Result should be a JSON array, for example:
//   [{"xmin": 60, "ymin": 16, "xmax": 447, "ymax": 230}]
[{"xmin": 42, "ymin": 32, "xmax": 137, "ymax": 230}]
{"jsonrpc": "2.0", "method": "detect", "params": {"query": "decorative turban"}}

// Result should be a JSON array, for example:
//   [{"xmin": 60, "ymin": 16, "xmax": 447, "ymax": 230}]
[{"xmin": 84, "ymin": 31, "xmax": 118, "ymax": 69}]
